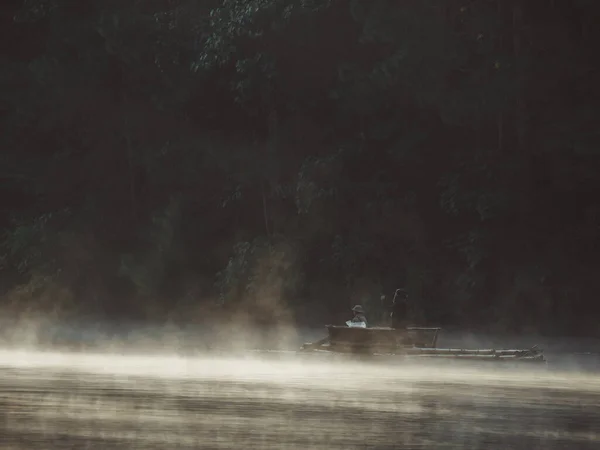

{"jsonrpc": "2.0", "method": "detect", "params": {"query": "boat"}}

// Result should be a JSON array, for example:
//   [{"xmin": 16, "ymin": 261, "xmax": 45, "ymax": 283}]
[{"xmin": 300, "ymin": 324, "xmax": 546, "ymax": 365}]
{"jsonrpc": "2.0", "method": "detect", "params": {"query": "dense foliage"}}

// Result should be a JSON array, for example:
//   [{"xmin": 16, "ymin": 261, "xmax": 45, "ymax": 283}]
[{"xmin": 1, "ymin": 0, "xmax": 599, "ymax": 334}]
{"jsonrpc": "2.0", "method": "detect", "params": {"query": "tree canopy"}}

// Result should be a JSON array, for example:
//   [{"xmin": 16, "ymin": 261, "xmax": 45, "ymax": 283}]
[{"xmin": 1, "ymin": 0, "xmax": 599, "ymax": 335}]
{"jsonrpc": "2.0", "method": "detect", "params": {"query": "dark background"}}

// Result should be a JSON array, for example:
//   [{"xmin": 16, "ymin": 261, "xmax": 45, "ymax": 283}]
[{"xmin": 1, "ymin": 0, "xmax": 599, "ymax": 336}]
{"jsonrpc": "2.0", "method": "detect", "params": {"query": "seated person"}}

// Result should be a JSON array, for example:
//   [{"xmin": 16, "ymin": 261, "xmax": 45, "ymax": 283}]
[{"xmin": 350, "ymin": 304, "xmax": 368, "ymax": 327}]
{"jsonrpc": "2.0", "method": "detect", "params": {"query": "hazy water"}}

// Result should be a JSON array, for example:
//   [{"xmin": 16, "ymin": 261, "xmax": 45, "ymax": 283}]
[{"xmin": 0, "ymin": 349, "xmax": 599, "ymax": 449}]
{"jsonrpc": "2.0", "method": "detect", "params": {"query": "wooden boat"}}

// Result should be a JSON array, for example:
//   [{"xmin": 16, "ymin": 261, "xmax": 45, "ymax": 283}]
[{"xmin": 300, "ymin": 325, "xmax": 546, "ymax": 364}]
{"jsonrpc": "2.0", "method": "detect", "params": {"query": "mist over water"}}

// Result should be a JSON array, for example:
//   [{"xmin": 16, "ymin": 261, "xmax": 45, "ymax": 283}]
[{"xmin": 1, "ymin": 347, "xmax": 599, "ymax": 449}]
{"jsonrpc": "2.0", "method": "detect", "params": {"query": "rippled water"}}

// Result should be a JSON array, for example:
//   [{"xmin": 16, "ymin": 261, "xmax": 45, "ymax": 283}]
[{"xmin": 0, "ymin": 349, "xmax": 599, "ymax": 449}]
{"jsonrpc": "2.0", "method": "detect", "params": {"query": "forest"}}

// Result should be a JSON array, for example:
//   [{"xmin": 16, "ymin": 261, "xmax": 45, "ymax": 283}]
[{"xmin": 1, "ymin": 0, "xmax": 599, "ymax": 336}]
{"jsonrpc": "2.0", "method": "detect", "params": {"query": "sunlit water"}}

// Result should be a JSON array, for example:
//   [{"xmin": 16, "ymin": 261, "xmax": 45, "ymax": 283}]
[{"xmin": 0, "ymin": 349, "xmax": 599, "ymax": 449}]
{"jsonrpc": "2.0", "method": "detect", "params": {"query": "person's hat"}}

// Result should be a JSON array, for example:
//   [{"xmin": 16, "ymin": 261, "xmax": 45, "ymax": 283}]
[
  {"xmin": 351, "ymin": 305, "xmax": 365, "ymax": 313},
  {"xmin": 395, "ymin": 289, "xmax": 408, "ymax": 299}
]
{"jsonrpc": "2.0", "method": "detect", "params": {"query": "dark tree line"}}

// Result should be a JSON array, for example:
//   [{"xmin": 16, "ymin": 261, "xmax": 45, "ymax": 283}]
[{"xmin": 1, "ymin": 0, "xmax": 599, "ymax": 335}]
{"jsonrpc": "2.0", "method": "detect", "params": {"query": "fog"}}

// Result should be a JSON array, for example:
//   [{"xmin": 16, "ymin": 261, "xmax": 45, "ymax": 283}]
[{"xmin": 1, "ymin": 323, "xmax": 599, "ymax": 449}]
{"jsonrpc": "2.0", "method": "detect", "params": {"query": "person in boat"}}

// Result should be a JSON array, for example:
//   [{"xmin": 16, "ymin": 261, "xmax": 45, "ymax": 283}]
[
  {"xmin": 350, "ymin": 304, "xmax": 368, "ymax": 327},
  {"xmin": 390, "ymin": 289, "xmax": 408, "ymax": 329}
]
